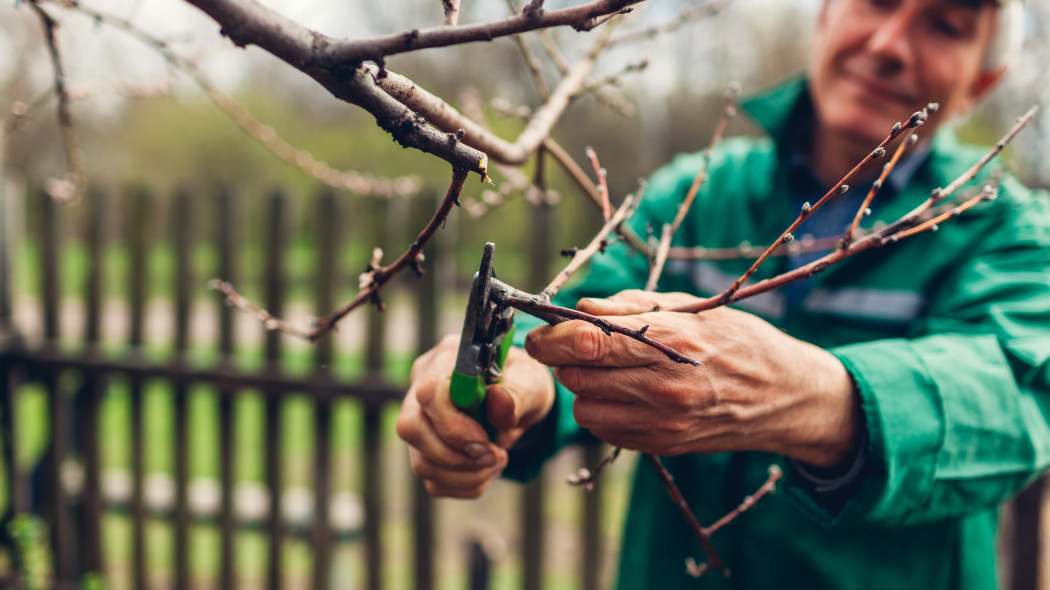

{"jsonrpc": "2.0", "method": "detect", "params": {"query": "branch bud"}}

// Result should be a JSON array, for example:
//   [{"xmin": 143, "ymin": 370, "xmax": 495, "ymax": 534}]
[
  {"xmin": 891, "ymin": 121, "xmax": 902, "ymax": 134},
  {"xmin": 782, "ymin": 233, "xmax": 795, "ymax": 243},
  {"xmin": 872, "ymin": 147, "xmax": 886, "ymax": 159},
  {"xmin": 839, "ymin": 184, "xmax": 850, "ymax": 194},
  {"xmin": 801, "ymin": 202, "xmax": 811, "ymax": 215}
]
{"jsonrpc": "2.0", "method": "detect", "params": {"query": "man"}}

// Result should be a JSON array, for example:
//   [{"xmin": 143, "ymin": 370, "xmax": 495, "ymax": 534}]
[{"xmin": 397, "ymin": 0, "xmax": 1050, "ymax": 588}]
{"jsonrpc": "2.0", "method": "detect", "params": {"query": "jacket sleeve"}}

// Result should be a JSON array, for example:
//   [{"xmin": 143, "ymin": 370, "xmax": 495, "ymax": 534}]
[{"xmin": 785, "ymin": 190, "xmax": 1050, "ymax": 526}]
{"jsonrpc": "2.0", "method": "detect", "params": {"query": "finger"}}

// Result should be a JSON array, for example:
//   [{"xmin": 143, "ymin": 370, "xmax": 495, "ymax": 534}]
[
  {"xmin": 525, "ymin": 319, "xmax": 659, "ymax": 368},
  {"xmin": 411, "ymin": 448, "xmax": 507, "ymax": 499},
  {"xmin": 571, "ymin": 396, "xmax": 645, "ymax": 438},
  {"xmin": 398, "ymin": 393, "xmax": 499, "ymax": 471},
  {"xmin": 412, "ymin": 358, "xmax": 495, "ymax": 453},
  {"xmin": 551, "ymin": 365, "xmax": 664, "ymax": 402},
  {"xmin": 577, "ymin": 290, "xmax": 701, "ymax": 316}
]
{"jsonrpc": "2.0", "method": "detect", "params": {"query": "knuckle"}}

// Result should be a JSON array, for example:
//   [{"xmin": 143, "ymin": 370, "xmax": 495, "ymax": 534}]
[
  {"xmin": 571, "ymin": 398, "xmax": 596, "ymax": 430},
  {"xmin": 394, "ymin": 411, "xmax": 415, "ymax": 443},
  {"xmin": 410, "ymin": 453, "xmax": 435, "ymax": 478},
  {"xmin": 573, "ymin": 324, "xmax": 606, "ymax": 362},
  {"xmin": 414, "ymin": 381, "xmax": 436, "ymax": 406},
  {"xmin": 555, "ymin": 367, "xmax": 585, "ymax": 394}
]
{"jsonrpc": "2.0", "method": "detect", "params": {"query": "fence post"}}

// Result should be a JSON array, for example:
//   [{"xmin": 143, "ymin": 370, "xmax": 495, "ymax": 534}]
[
  {"xmin": 411, "ymin": 188, "xmax": 444, "ymax": 590},
  {"xmin": 0, "ymin": 175, "xmax": 26, "ymax": 564}
]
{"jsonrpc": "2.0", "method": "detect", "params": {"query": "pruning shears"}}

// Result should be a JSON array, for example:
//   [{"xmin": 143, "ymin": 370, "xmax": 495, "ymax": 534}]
[{"xmin": 450, "ymin": 242, "xmax": 515, "ymax": 440}]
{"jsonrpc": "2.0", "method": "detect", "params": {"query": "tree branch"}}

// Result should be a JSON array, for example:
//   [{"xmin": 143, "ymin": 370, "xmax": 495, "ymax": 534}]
[
  {"xmin": 308, "ymin": 169, "xmax": 470, "ymax": 338},
  {"xmin": 27, "ymin": 0, "xmax": 86, "ymax": 203}
]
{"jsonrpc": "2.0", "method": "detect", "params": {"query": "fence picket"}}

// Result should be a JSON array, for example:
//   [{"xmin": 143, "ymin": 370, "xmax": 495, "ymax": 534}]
[
  {"xmin": 80, "ymin": 187, "xmax": 107, "ymax": 575},
  {"xmin": 412, "ymin": 190, "xmax": 442, "ymax": 590},
  {"xmin": 264, "ymin": 190, "xmax": 288, "ymax": 590},
  {"xmin": 172, "ymin": 186, "xmax": 193, "ymax": 590},
  {"xmin": 216, "ymin": 186, "xmax": 239, "ymax": 590},
  {"xmin": 312, "ymin": 190, "xmax": 337, "ymax": 590},
  {"xmin": 127, "ymin": 186, "xmax": 150, "ymax": 590},
  {"xmin": 39, "ymin": 189, "xmax": 77, "ymax": 582},
  {"xmin": 363, "ymin": 198, "xmax": 394, "ymax": 590}
]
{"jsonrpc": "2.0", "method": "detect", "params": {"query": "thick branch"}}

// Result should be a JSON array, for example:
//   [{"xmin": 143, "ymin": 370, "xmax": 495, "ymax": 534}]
[
  {"xmin": 372, "ymin": 25, "xmax": 610, "ymax": 165},
  {"xmin": 184, "ymin": 0, "xmax": 490, "ymax": 178}
]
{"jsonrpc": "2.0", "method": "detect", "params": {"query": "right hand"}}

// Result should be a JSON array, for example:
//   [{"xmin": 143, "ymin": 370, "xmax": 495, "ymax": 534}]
[{"xmin": 396, "ymin": 334, "xmax": 556, "ymax": 498}]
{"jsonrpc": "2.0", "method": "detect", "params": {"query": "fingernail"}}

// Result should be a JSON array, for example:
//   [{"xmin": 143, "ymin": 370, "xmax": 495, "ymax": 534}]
[
  {"xmin": 474, "ymin": 453, "xmax": 496, "ymax": 468},
  {"xmin": 463, "ymin": 442, "xmax": 487, "ymax": 458}
]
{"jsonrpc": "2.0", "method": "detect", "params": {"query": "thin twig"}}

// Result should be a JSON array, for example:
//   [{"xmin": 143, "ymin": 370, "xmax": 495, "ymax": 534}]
[
  {"xmin": 28, "ymin": 0, "xmax": 85, "ymax": 203},
  {"xmin": 567, "ymin": 446, "xmax": 621, "ymax": 489},
  {"xmin": 704, "ymin": 104, "xmax": 937, "ymax": 308},
  {"xmin": 667, "ymin": 235, "xmax": 844, "ymax": 260},
  {"xmin": 208, "ymin": 280, "xmax": 312, "ymax": 338},
  {"xmin": 543, "ymin": 138, "xmax": 652, "ymax": 255},
  {"xmin": 644, "ymin": 455, "xmax": 727, "ymax": 576},
  {"xmin": 608, "ymin": 0, "xmax": 731, "ymax": 46},
  {"xmin": 539, "ymin": 192, "xmax": 637, "ymax": 300},
  {"xmin": 842, "ymin": 132, "xmax": 917, "ymax": 246},
  {"xmin": 585, "ymin": 146, "xmax": 612, "ymax": 219},
  {"xmin": 500, "ymin": 294, "xmax": 700, "ymax": 366},
  {"xmin": 888, "ymin": 184, "xmax": 999, "ymax": 241},
  {"xmin": 672, "ymin": 104, "xmax": 1031, "ymax": 316},
  {"xmin": 534, "ymin": 22, "xmax": 636, "ymax": 116},
  {"xmin": 704, "ymin": 464, "xmax": 782, "ymax": 535},
  {"xmin": 505, "ymin": 0, "xmax": 551, "ymax": 99},
  {"xmin": 441, "ymin": 0, "xmax": 462, "ymax": 26},
  {"xmin": 213, "ymin": 170, "xmax": 469, "ymax": 339},
  {"xmin": 308, "ymin": 170, "xmax": 470, "ymax": 338},
  {"xmin": 644, "ymin": 82, "xmax": 739, "ymax": 290}
]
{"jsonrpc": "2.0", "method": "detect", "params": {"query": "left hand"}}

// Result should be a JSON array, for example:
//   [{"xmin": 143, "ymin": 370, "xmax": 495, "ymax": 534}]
[{"xmin": 524, "ymin": 289, "xmax": 862, "ymax": 470}]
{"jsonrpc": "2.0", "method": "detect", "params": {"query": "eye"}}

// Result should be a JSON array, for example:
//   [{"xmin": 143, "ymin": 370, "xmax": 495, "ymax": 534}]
[{"xmin": 932, "ymin": 17, "xmax": 963, "ymax": 38}]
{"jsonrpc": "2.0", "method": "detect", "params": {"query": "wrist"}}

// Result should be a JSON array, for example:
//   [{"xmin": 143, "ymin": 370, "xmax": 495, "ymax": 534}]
[{"xmin": 778, "ymin": 345, "xmax": 865, "ymax": 471}]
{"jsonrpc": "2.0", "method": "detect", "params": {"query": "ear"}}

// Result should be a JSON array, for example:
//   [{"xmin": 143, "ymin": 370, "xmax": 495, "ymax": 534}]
[{"xmin": 965, "ymin": 66, "xmax": 1007, "ymax": 109}]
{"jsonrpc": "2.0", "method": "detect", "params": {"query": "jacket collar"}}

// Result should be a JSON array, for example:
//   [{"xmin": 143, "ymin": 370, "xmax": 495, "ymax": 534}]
[{"xmin": 739, "ymin": 76, "xmax": 811, "ymax": 151}]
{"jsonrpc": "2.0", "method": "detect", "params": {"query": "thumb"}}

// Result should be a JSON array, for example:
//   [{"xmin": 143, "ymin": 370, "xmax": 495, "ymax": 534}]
[
  {"xmin": 486, "ymin": 384, "xmax": 520, "ymax": 432},
  {"xmin": 484, "ymin": 349, "xmax": 555, "ymax": 437}
]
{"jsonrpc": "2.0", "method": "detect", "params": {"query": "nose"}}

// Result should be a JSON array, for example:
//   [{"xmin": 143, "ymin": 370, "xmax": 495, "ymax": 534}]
[{"xmin": 866, "ymin": 11, "xmax": 916, "ymax": 75}]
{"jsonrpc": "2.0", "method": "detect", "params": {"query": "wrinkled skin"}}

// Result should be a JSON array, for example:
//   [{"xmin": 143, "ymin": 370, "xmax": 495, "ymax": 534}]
[
  {"xmin": 397, "ymin": 291, "xmax": 861, "ymax": 498},
  {"xmin": 525, "ymin": 291, "xmax": 860, "ymax": 468},
  {"xmin": 396, "ymin": 335, "xmax": 554, "ymax": 498}
]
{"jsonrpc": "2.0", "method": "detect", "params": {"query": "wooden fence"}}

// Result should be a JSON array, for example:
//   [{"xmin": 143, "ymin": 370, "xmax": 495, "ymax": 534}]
[
  {"xmin": 0, "ymin": 185, "xmax": 611, "ymax": 589},
  {"xmin": 0, "ymin": 183, "xmax": 1044, "ymax": 589}
]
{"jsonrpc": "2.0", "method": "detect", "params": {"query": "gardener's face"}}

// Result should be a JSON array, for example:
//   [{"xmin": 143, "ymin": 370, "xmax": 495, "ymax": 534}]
[{"xmin": 809, "ymin": 0, "xmax": 1003, "ymax": 147}]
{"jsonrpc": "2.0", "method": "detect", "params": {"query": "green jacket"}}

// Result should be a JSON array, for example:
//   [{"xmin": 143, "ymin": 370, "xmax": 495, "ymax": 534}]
[{"xmin": 505, "ymin": 78, "xmax": 1050, "ymax": 589}]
